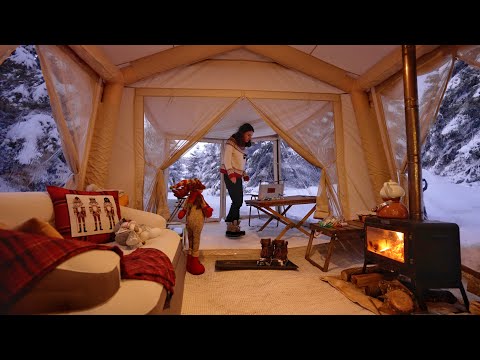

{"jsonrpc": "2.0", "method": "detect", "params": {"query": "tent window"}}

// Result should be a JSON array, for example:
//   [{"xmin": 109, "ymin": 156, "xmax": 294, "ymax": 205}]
[
  {"xmin": 279, "ymin": 138, "xmax": 321, "ymax": 222},
  {"xmin": 167, "ymin": 141, "xmax": 222, "ymax": 221},
  {"xmin": 0, "ymin": 45, "xmax": 71, "ymax": 192},
  {"xmin": 143, "ymin": 116, "xmax": 164, "ymax": 209}
]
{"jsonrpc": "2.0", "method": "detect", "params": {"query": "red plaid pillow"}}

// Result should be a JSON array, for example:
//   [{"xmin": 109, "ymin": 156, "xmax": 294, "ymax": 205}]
[{"xmin": 46, "ymin": 186, "xmax": 122, "ymax": 244}]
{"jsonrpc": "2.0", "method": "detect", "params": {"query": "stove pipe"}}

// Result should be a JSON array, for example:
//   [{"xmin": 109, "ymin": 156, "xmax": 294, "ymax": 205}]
[{"xmin": 402, "ymin": 45, "xmax": 424, "ymax": 221}]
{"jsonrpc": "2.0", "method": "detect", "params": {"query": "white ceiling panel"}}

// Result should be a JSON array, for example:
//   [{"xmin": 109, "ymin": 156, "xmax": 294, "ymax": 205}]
[
  {"xmin": 98, "ymin": 45, "xmax": 174, "ymax": 66},
  {"xmin": 310, "ymin": 45, "xmax": 399, "ymax": 76}
]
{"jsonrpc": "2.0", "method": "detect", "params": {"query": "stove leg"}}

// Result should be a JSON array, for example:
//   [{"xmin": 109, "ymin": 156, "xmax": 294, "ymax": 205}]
[
  {"xmin": 362, "ymin": 260, "xmax": 367, "ymax": 273},
  {"xmin": 458, "ymin": 283, "xmax": 470, "ymax": 312},
  {"xmin": 413, "ymin": 282, "xmax": 428, "ymax": 312}
]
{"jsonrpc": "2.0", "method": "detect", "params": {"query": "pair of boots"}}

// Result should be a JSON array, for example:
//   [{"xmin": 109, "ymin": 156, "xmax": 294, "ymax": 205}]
[
  {"xmin": 226, "ymin": 220, "xmax": 245, "ymax": 237},
  {"xmin": 258, "ymin": 238, "xmax": 289, "ymax": 266},
  {"xmin": 187, "ymin": 254, "xmax": 205, "ymax": 275}
]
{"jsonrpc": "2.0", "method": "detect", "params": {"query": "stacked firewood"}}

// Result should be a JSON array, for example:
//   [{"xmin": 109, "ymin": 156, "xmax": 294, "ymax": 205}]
[
  {"xmin": 341, "ymin": 266, "xmax": 417, "ymax": 314},
  {"xmin": 470, "ymin": 301, "xmax": 480, "ymax": 315},
  {"xmin": 340, "ymin": 266, "xmax": 471, "ymax": 314}
]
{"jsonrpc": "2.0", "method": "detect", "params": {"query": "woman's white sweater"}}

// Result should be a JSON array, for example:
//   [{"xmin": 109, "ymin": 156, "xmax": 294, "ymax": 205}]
[{"xmin": 220, "ymin": 137, "xmax": 248, "ymax": 179}]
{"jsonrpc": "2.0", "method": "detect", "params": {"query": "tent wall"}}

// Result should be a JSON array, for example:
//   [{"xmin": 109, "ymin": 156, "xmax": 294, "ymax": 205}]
[
  {"xmin": 106, "ymin": 87, "xmax": 136, "ymax": 204},
  {"xmin": 84, "ymin": 82, "xmax": 123, "ymax": 188},
  {"xmin": 37, "ymin": 45, "xmax": 102, "ymax": 190},
  {"xmin": 456, "ymin": 45, "xmax": 480, "ymax": 69},
  {"xmin": 351, "ymin": 90, "xmax": 391, "ymax": 205},
  {"xmin": 0, "ymin": 45, "xmax": 18, "ymax": 66},
  {"xmin": 341, "ymin": 94, "xmax": 377, "ymax": 216}
]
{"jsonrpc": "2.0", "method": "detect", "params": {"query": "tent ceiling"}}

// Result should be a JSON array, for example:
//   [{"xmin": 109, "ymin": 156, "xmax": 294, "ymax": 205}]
[
  {"xmin": 291, "ymin": 45, "xmax": 400, "ymax": 76},
  {"xmin": 144, "ymin": 97, "xmax": 276, "ymax": 140},
  {"xmin": 96, "ymin": 45, "xmax": 401, "ymax": 78},
  {"xmin": 204, "ymin": 99, "xmax": 275, "ymax": 140},
  {"xmin": 98, "ymin": 45, "xmax": 176, "ymax": 66}
]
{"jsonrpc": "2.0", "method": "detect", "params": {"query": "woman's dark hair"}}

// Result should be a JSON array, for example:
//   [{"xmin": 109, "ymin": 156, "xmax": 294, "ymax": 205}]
[{"xmin": 232, "ymin": 123, "xmax": 254, "ymax": 147}]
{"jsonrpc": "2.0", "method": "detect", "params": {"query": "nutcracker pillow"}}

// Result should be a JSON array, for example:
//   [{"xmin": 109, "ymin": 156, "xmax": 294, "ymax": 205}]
[{"xmin": 46, "ymin": 186, "xmax": 122, "ymax": 244}]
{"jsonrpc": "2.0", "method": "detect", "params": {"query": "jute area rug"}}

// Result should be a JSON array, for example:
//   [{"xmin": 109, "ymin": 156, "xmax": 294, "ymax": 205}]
[{"xmin": 181, "ymin": 240, "xmax": 374, "ymax": 315}]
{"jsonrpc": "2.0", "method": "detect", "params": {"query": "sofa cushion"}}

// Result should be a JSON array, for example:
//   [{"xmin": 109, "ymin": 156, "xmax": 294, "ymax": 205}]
[
  {"xmin": 47, "ymin": 186, "xmax": 122, "ymax": 244},
  {"xmin": 14, "ymin": 217, "xmax": 63, "ymax": 239},
  {"xmin": 0, "ymin": 192, "xmax": 54, "ymax": 229}
]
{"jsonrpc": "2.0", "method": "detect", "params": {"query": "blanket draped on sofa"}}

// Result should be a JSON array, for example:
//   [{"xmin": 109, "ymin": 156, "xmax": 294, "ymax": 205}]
[
  {"xmin": 120, "ymin": 248, "xmax": 176, "ymax": 303},
  {"xmin": 0, "ymin": 229, "xmax": 124, "ymax": 313},
  {"xmin": 1, "ymin": 229, "xmax": 176, "ymax": 314}
]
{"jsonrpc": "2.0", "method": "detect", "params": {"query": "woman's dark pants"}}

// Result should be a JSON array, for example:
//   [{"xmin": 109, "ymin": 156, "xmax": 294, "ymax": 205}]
[{"xmin": 224, "ymin": 174, "xmax": 243, "ymax": 222}]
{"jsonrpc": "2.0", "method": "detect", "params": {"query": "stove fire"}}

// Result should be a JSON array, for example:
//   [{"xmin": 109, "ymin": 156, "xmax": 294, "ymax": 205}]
[{"xmin": 366, "ymin": 226, "xmax": 405, "ymax": 263}]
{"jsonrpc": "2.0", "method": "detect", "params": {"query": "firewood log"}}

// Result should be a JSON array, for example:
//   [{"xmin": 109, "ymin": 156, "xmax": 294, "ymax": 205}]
[
  {"xmin": 469, "ymin": 300, "xmax": 480, "ymax": 315},
  {"xmin": 378, "ymin": 279, "xmax": 414, "ymax": 297},
  {"xmin": 365, "ymin": 284, "xmax": 383, "ymax": 298},
  {"xmin": 351, "ymin": 273, "xmax": 390, "ymax": 288},
  {"xmin": 382, "ymin": 289, "xmax": 415, "ymax": 314},
  {"xmin": 467, "ymin": 277, "xmax": 480, "ymax": 297},
  {"xmin": 340, "ymin": 265, "xmax": 381, "ymax": 282}
]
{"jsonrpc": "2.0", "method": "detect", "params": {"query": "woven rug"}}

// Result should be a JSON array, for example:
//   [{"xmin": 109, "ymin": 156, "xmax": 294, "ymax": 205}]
[{"xmin": 181, "ymin": 240, "xmax": 374, "ymax": 315}]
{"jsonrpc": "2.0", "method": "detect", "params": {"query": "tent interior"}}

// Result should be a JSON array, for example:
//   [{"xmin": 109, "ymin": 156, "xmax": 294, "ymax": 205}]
[{"xmin": 1, "ymin": 44, "xmax": 479, "ymax": 227}]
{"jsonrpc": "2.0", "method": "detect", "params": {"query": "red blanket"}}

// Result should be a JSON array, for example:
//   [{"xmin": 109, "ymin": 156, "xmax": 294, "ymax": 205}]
[
  {"xmin": 120, "ymin": 248, "xmax": 176, "ymax": 298},
  {"xmin": 1, "ymin": 229, "xmax": 176, "ymax": 313},
  {"xmin": 0, "ymin": 229, "xmax": 123, "ymax": 313}
]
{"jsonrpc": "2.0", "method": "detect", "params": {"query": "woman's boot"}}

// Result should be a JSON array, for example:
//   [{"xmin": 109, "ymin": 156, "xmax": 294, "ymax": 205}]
[
  {"xmin": 232, "ymin": 220, "xmax": 245, "ymax": 236},
  {"xmin": 226, "ymin": 220, "xmax": 245, "ymax": 237}
]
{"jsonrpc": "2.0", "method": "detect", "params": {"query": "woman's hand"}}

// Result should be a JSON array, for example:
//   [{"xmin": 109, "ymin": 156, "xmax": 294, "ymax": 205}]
[{"xmin": 231, "ymin": 177, "xmax": 237, "ymax": 184}]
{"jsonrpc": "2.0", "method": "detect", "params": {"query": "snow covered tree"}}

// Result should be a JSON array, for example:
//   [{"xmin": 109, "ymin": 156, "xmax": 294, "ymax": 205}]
[
  {"xmin": 280, "ymin": 140, "xmax": 321, "ymax": 188},
  {"xmin": 245, "ymin": 141, "xmax": 274, "ymax": 186},
  {"xmin": 422, "ymin": 60, "xmax": 480, "ymax": 184},
  {"xmin": 168, "ymin": 157, "xmax": 187, "ymax": 187},
  {"xmin": 0, "ymin": 45, "xmax": 71, "ymax": 191},
  {"xmin": 197, "ymin": 143, "xmax": 221, "ymax": 195}
]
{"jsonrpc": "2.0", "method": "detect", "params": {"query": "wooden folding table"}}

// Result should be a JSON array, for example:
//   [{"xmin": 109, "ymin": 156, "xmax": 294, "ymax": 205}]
[{"xmin": 245, "ymin": 195, "xmax": 317, "ymax": 241}]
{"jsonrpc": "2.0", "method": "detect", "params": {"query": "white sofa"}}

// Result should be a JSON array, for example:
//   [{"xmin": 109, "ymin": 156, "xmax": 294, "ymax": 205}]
[{"xmin": 0, "ymin": 191, "xmax": 186, "ymax": 315}]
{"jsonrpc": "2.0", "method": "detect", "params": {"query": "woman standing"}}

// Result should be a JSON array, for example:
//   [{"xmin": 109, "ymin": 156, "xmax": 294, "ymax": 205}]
[{"xmin": 220, "ymin": 123, "xmax": 254, "ymax": 237}]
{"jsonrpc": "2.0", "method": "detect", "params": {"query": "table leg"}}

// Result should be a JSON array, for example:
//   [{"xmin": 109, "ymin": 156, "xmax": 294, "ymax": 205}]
[
  {"xmin": 305, "ymin": 229, "xmax": 316, "ymax": 261},
  {"xmin": 291, "ymin": 205, "xmax": 316, "ymax": 236},
  {"xmin": 305, "ymin": 231, "xmax": 337, "ymax": 272},
  {"xmin": 274, "ymin": 223, "xmax": 294, "ymax": 241},
  {"xmin": 322, "ymin": 234, "xmax": 337, "ymax": 272},
  {"xmin": 259, "ymin": 205, "xmax": 292, "ymax": 231},
  {"xmin": 305, "ymin": 229, "xmax": 327, "ymax": 272}
]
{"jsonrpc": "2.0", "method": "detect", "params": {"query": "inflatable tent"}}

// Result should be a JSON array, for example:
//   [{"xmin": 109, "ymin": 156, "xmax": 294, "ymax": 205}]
[{"xmin": 1, "ymin": 44, "xmax": 478, "ymax": 221}]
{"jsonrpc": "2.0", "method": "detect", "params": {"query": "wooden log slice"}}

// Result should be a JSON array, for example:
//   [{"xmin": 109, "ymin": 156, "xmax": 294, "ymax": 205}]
[{"xmin": 385, "ymin": 289, "xmax": 414, "ymax": 314}]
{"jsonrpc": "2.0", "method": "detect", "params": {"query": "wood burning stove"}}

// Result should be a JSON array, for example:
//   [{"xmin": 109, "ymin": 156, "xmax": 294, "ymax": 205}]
[{"xmin": 363, "ymin": 216, "xmax": 469, "ymax": 311}]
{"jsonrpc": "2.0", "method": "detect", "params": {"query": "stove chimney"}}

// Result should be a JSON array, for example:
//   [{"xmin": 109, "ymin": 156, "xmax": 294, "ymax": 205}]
[{"xmin": 402, "ymin": 45, "xmax": 424, "ymax": 221}]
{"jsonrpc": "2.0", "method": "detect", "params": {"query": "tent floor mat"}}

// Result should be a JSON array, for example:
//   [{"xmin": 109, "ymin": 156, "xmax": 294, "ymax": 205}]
[{"xmin": 215, "ymin": 259, "xmax": 298, "ymax": 271}]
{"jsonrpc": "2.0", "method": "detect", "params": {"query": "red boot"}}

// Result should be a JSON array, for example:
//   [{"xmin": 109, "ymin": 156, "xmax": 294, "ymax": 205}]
[{"xmin": 187, "ymin": 255, "xmax": 205, "ymax": 275}]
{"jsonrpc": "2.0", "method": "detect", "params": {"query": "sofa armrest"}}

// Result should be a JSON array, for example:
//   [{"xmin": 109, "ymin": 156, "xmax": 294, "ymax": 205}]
[{"xmin": 120, "ymin": 206, "xmax": 166, "ymax": 229}]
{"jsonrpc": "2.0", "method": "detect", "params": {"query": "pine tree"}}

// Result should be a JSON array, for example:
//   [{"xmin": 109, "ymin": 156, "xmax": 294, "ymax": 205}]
[
  {"xmin": 0, "ymin": 45, "xmax": 71, "ymax": 191},
  {"xmin": 198, "ymin": 143, "xmax": 221, "ymax": 195},
  {"xmin": 168, "ymin": 157, "xmax": 186, "ymax": 187},
  {"xmin": 422, "ymin": 60, "xmax": 480, "ymax": 183}
]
